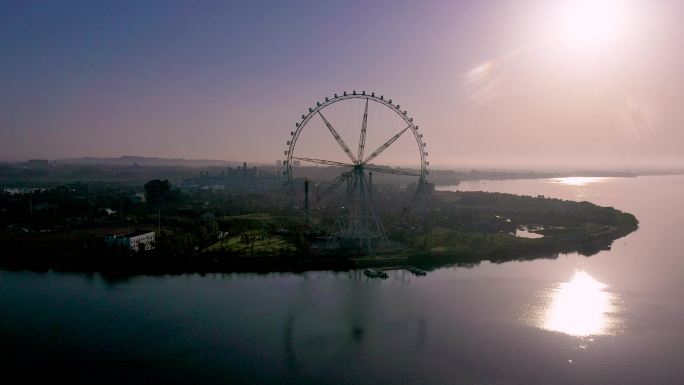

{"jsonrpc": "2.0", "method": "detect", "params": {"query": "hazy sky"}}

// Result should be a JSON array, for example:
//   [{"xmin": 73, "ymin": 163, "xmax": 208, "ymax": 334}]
[{"xmin": 2, "ymin": 0, "xmax": 683, "ymax": 169}]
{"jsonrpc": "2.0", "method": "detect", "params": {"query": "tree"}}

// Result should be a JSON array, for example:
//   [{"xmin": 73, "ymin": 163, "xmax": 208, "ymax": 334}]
[{"xmin": 144, "ymin": 179, "xmax": 171, "ymax": 207}]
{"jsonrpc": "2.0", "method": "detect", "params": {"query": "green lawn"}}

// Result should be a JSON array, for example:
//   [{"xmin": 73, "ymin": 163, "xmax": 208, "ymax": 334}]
[{"xmin": 205, "ymin": 230, "xmax": 296, "ymax": 255}]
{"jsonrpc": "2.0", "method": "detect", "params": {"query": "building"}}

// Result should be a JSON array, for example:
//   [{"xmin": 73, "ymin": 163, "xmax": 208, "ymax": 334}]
[
  {"xmin": 182, "ymin": 161, "xmax": 285, "ymax": 193},
  {"xmin": 128, "ymin": 192, "xmax": 146, "ymax": 204},
  {"xmin": 105, "ymin": 230, "xmax": 155, "ymax": 254},
  {"xmin": 144, "ymin": 179, "xmax": 171, "ymax": 206},
  {"xmin": 27, "ymin": 159, "xmax": 50, "ymax": 168}
]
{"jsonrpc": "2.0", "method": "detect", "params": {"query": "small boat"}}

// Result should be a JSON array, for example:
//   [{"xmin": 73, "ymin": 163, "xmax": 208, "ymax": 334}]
[
  {"xmin": 407, "ymin": 267, "xmax": 427, "ymax": 276},
  {"xmin": 364, "ymin": 268, "xmax": 388, "ymax": 279}
]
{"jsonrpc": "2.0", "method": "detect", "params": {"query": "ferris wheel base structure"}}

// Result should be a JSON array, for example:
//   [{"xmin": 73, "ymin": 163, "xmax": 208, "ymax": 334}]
[{"xmin": 284, "ymin": 90, "xmax": 430, "ymax": 254}]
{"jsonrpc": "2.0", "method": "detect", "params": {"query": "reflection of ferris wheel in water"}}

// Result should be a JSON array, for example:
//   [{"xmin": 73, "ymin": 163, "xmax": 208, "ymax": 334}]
[{"xmin": 284, "ymin": 91, "xmax": 429, "ymax": 252}]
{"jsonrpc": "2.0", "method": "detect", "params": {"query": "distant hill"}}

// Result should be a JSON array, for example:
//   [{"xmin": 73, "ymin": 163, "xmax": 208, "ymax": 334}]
[{"xmin": 56, "ymin": 156, "xmax": 245, "ymax": 168}]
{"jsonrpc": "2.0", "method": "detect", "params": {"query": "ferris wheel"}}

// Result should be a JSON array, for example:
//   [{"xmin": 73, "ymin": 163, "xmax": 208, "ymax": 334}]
[{"xmin": 284, "ymin": 91, "xmax": 428, "ymax": 251}]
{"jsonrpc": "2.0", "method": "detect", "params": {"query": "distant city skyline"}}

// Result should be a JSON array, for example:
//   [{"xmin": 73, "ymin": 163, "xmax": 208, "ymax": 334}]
[{"xmin": 3, "ymin": 0, "xmax": 684, "ymax": 169}]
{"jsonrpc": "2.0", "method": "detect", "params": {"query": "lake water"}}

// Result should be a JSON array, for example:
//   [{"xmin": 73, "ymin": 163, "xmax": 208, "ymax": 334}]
[{"xmin": 2, "ymin": 175, "xmax": 684, "ymax": 384}]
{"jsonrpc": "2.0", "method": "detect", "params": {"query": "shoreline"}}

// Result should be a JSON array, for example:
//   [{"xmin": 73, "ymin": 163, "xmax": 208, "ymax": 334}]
[
  {"xmin": 0, "ymin": 189, "xmax": 639, "ymax": 277},
  {"xmin": 0, "ymin": 219, "xmax": 637, "ymax": 277}
]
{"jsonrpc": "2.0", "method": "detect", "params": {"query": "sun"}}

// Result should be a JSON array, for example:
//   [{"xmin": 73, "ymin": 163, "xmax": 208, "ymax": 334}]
[{"xmin": 552, "ymin": 0, "xmax": 626, "ymax": 52}]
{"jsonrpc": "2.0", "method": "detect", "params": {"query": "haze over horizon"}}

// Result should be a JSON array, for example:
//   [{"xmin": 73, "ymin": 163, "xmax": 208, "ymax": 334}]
[{"xmin": 3, "ymin": 0, "xmax": 684, "ymax": 169}]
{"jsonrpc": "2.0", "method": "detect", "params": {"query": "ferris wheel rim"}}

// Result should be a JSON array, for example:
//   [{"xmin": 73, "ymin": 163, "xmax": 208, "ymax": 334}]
[{"xmin": 284, "ymin": 91, "xmax": 429, "ymax": 209}]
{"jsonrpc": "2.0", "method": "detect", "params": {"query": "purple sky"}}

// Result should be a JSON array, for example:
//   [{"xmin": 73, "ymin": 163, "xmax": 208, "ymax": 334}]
[{"xmin": 2, "ymin": 0, "xmax": 683, "ymax": 169}]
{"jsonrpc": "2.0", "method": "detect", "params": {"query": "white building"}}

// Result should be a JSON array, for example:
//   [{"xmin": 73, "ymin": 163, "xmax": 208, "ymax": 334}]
[{"xmin": 105, "ymin": 231, "xmax": 155, "ymax": 253}]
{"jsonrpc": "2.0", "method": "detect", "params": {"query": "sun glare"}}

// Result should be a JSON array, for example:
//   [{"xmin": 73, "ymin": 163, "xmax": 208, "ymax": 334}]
[
  {"xmin": 553, "ymin": 176, "xmax": 610, "ymax": 186},
  {"xmin": 543, "ymin": 271, "xmax": 618, "ymax": 336},
  {"xmin": 552, "ymin": 0, "xmax": 626, "ymax": 52}
]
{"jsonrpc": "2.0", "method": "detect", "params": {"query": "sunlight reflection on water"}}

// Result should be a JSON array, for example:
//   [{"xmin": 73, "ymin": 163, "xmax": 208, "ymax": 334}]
[
  {"xmin": 552, "ymin": 176, "xmax": 612, "ymax": 186},
  {"xmin": 548, "ymin": 177, "xmax": 613, "ymax": 200},
  {"xmin": 526, "ymin": 270, "xmax": 622, "ymax": 337}
]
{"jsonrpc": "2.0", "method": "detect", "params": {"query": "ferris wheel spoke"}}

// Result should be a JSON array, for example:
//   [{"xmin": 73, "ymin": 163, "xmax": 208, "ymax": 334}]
[
  {"xmin": 361, "ymin": 126, "xmax": 410, "ymax": 166},
  {"xmin": 360, "ymin": 172, "xmax": 385, "ymax": 234},
  {"xmin": 318, "ymin": 111, "xmax": 358, "ymax": 164},
  {"xmin": 291, "ymin": 156, "xmax": 353, "ymax": 168},
  {"xmin": 357, "ymin": 98, "xmax": 369, "ymax": 161},
  {"xmin": 364, "ymin": 165, "xmax": 421, "ymax": 177},
  {"xmin": 316, "ymin": 173, "xmax": 350, "ymax": 203}
]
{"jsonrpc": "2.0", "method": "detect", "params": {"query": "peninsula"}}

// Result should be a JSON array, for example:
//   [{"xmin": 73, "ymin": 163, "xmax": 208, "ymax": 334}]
[{"xmin": 0, "ymin": 175, "xmax": 638, "ymax": 275}]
